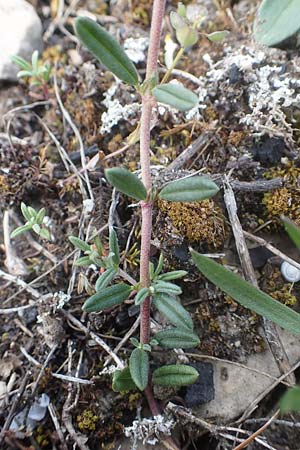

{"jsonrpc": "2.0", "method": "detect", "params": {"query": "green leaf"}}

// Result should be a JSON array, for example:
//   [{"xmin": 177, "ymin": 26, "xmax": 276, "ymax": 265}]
[
  {"xmin": 152, "ymin": 364, "xmax": 199, "ymax": 386},
  {"xmin": 159, "ymin": 176, "xmax": 219, "ymax": 202},
  {"xmin": 27, "ymin": 206, "xmax": 37, "ymax": 219},
  {"xmin": 112, "ymin": 367, "xmax": 137, "ymax": 392},
  {"xmin": 11, "ymin": 55, "xmax": 32, "ymax": 71},
  {"xmin": 31, "ymin": 50, "xmax": 39, "ymax": 74},
  {"xmin": 21, "ymin": 203, "xmax": 32, "ymax": 222},
  {"xmin": 74, "ymin": 17, "xmax": 139, "ymax": 86},
  {"xmin": 134, "ymin": 287, "xmax": 150, "ymax": 305},
  {"xmin": 176, "ymin": 26, "xmax": 198, "ymax": 48},
  {"xmin": 74, "ymin": 256, "xmax": 92, "ymax": 266},
  {"xmin": 155, "ymin": 328, "xmax": 200, "ymax": 348},
  {"xmin": 253, "ymin": 0, "xmax": 300, "ymax": 47},
  {"xmin": 17, "ymin": 70, "xmax": 34, "ymax": 78},
  {"xmin": 69, "ymin": 236, "xmax": 91, "ymax": 252},
  {"xmin": 154, "ymin": 253, "xmax": 164, "ymax": 277},
  {"xmin": 158, "ymin": 270, "xmax": 187, "ymax": 281},
  {"xmin": 206, "ymin": 30, "xmax": 230, "ymax": 42},
  {"xmin": 152, "ymin": 83, "xmax": 198, "ymax": 111},
  {"xmin": 94, "ymin": 236, "xmax": 103, "ymax": 255},
  {"xmin": 36, "ymin": 208, "xmax": 46, "ymax": 224},
  {"xmin": 280, "ymin": 386, "xmax": 300, "ymax": 413},
  {"xmin": 109, "ymin": 227, "xmax": 120, "ymax": 266},
  {"xmin": 32, "ymin": 224, "xmax": 41, "ymax": 234},
  {"xmin": 105, "ymin": 168, "xmax": 147, "ymax": 201},
  {"xmin": 153, "ymin": 280, "xmax": 182, "ymax": 295},
  {"xmin": 191, "ymin": 249, "xmax": 300, "ymax": 335},
  {"xmin": 38, "ymin": 228, "xmax": 51, "ymax": 240},
  {"xmin": 82, "ymin": 283, "xmax": 131, "ymax": 312},
  {"xmin": 129, "ymin": 348, "xmax": 149, "ymax": 391},
  {"xmin": 282, "ymin": 217, "xmax": 300, "ymax": 250},
  {"xmin": 10, "ymin": 224, "xmax": 33, "ymax": 239},
  {"xmin": 153, "ymin": 294, "xmax": 193, "ymax": 331},
  {"xmin": 95, "ymin": 268, "xmax": 118, "ymax": 291}
]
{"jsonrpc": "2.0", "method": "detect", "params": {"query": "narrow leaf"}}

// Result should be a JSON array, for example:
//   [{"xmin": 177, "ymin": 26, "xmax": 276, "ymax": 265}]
[
  {"xmin": 134, "ymin": 287, "xmax": 150, "ymax": 305},
  {"xmin": 158, "ymin": 270, "xmax": 187, "ymax": 281},
  {"xmin": 155, "ymin": 328, "xmax": 200, "ymax": 348},
  {"xmin": 153, "ymin": 280, "xmax": 182, "ymax": 295},
  {"xmin": 11, "ymin": 55, "xmax": 32, "ymax": 71},
  {"xmin": 112, "ymin": 367, "xmax": 137, "ymax": 392},
  {"xmin": 129, "ymin": 348, "xmax": 149, "ymax": 391},
  {"xmin": 191, "ymin": 249, "xmax": 300, "ymax": 335},
  {"xmin": 21, "ymin": 203, "xmax": 32, "ymax": 222},
  {"xmin": 82, "ymin": 283, "xmax": 131, "ymax": 312},
  {"xmin": 282, "ymin": 217, "xmax": 300, "ymax": 250},
  {"xmin": 95, "ymin": 268, "xmax": 117, "ymax": 291},
  {"xmin": 154, "ymin": 253, "xmax": 164, "ymax": 277},
  {"xmin": 32, "ymin": 224, "xmax": 41, "ymax": 234},
  {"xmin": 69, "ymin": 236, "xmax": 91, "ymax": 252},
  {"xmin": 280, "ymin": 386, "xmax": 300, "ymax": 413},
  {"xmin": 109, "ymin": 227, "xmax": 120, "ymax": 266},
  {"xmin": 152, "ymin": 364, "xmax": 199, "ymax": 386},
  {"xmin": 105, "ymin": 168, "xmax": 147, "ymax": 201},
  {"xmin": 153, "ymin": 294, "xmax": 193, "ymax": 331},
  {"xmin": 17, "ymin": 70, "xmax": 34, "ymax": 78},
  {"xmin": 74, "ymin": 256, "xmax": 92, "ymax": 266},
  {"xmin": 74, "ymin": 17, "xmax": 139, "ymax": 86},
  {"xmin": 152, "ymin": 83, "xmax": 198, "ymax": 111},
  {"xmin": 31, "ymin": 50, "xmax": 39, "ymax": 73},
  {"xmin": 159, "ymin": 176, "xmax": 219, "ymax": 202},
  {"xmin": 27, "ymin": 206, "xmax": 37, "ymax": 219},
  {"xmin": 36, "ymin": 208, "xmax": 46, "ymax": 224},
  {"xmin": 11, "ymin": 224, "xmax": 32, "ymax": 239}
]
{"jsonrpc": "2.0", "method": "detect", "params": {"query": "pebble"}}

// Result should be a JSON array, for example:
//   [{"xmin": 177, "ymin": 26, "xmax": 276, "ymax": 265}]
[
  {"xmin": 0, "ymin": 0, "xmax": 43, "ymax": 81},
  {"xmin": 281, "ymin": 261, "xmax": 300, "ymax": 283}
]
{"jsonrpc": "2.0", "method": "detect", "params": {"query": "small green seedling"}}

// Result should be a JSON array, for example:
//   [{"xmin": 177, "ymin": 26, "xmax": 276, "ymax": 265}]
[
  {"xmin": 11, "ymin": 50, "xmax": 51, "ymax": 98},
  {"xmin": 11, "ymin": 203, "xmax": 50, "ymax": 241}
]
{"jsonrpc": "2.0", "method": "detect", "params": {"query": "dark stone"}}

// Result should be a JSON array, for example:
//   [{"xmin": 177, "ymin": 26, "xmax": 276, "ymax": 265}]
[
  {"xmin": 251, "ymin": 136, "xmax": 285, "ymax": 166},
  {"xmin": 249, "ymin": 246, "xmax": 274, "ymax": 268},
  {"xmin": 227, "ymin": 63, "xmax": 243, "ymax": 84},
  {"xmin": 185, "ymin": 362, "xmax": 214, "ymax": 407},
  {"xmin": 172, "ymin": 243, "xmax": 189, "ymax": 262}
]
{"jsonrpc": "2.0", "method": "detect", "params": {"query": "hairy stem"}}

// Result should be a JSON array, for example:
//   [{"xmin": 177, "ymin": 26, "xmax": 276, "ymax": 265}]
[{"xmin": 139, "ymin": 0, "xmax": 166, "ymax": 345}]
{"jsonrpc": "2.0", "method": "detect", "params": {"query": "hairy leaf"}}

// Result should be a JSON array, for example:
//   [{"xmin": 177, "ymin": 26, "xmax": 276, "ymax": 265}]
[
  {"xmin": 83, "ymin": 283, "xmax": 131, "ymax": 312},
  {"xmin": 153, "ymin": 280, "xmax": 182, "ymax": 295},
  {"xmin": 95, "ymin": 268, "xmax": 118, "ymax": 291},
  {"xmin": 129, "ymin": 348, "xmax": 149, "ymax": 391},
  {"xmin": 158, "ymin": 270, "xmax": 187, "ymax": 281},
  {"xmin": 69, "ymin": 236, "xmax": 91, "ymax": 252},
  {"xmin": 159, "ymin": 176, "xmax": 219, "ymax": 202},
  {"xmin": 109, "ymin": 227, "xmax": 120, "ymax": 266},
  {"xmin": 152, "ymin": 83, "xmax": 198, "ymax": 111},
  {"xmin": 112, "ymin": 367, "xmax": 137, "ymax": 392},
  {"xmin": 153, "ymin": 294, "xmax": 193, "ymax": 331},
  {"xmin": 105, "ymin": 168, "xmax": 147, "ymax": 201},
  {"xmin": 155, "ymin": 328, "xmax": 200, "ymax": 348},
  {"xmin": 152, "ymin": 364, "xmax": 199, "ymax": 386},
  {"xmin": 74, "ymin": 17, "xmax": 139, "ymax": 85},
  {"xmin": 191, "ymin": 249, "xmax": 300, "ymax": 334},
  {"xmin": 134, "ymin": 287, "xmax": 150, "ymax": 305}
]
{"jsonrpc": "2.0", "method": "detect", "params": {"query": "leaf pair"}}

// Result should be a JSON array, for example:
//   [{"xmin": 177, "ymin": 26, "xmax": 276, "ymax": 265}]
[
  {"xmin": 113, "ymin": 363, "xmax": 199, "ymax": 392},
  {"xmin": 105, "ymin": 167, "xmax": 219, "ymax": 203},
  {"xmin": 11, "ymin": 203, "xmax": 50, "ymax": 240}
]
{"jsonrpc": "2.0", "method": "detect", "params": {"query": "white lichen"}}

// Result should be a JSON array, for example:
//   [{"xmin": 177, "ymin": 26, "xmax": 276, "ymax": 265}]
[
  {"xmin": 124, "ymin": 414, "xmax": 175, "ymax": 449},
  {"xmin": 124, "ymin": 37, "xmax": 149, "ymax": 64}
]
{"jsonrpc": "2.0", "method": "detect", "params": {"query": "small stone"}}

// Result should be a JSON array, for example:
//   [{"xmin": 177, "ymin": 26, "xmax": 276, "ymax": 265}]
[
  {"xmin": 281, "ymin": 261, "xmax": 300, "ymax": 283},
  {"xmin": 185, "ymin": 362, "xmax": 214, "ymax": 407},
  {"xmin": 0, "ymin": 0, "xmax": 43, "ymax": 81}
]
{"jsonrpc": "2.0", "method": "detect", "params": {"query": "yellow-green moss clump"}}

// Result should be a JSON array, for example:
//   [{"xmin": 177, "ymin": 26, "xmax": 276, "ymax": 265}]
[
  {"xmin": 77, "ymin": 410, "xmax": 98, "ymax": 431},
  {"xmin": 263, "ymin": 164, "xmax": 300, "ymax": 225},
  {"xmin": 158, "ymin": 198, "xmax": 227, "ymax": 247},
  {"xmin": 262, "ymin": 266, "xmax": 297, "ymax": 306}
]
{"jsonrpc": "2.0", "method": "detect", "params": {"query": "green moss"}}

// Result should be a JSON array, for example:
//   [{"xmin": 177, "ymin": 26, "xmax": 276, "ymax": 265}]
[
  {"xmin": 158, "ymin": 198, "xmax": 227, "ymax": 247},
  {"xmin": 77, "ymin": 410, "xmax": 98, "ymax": 431}
]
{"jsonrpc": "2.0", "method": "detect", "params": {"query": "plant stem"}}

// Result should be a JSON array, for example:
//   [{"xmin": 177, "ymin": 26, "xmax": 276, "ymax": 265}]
[
  {"xmin": 161, "ymin": 47, "xmax": 185, "ymax": 84},
  {"xmin": 139, "ymin": 0, "xmax": 166, "ymax": 345}
]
